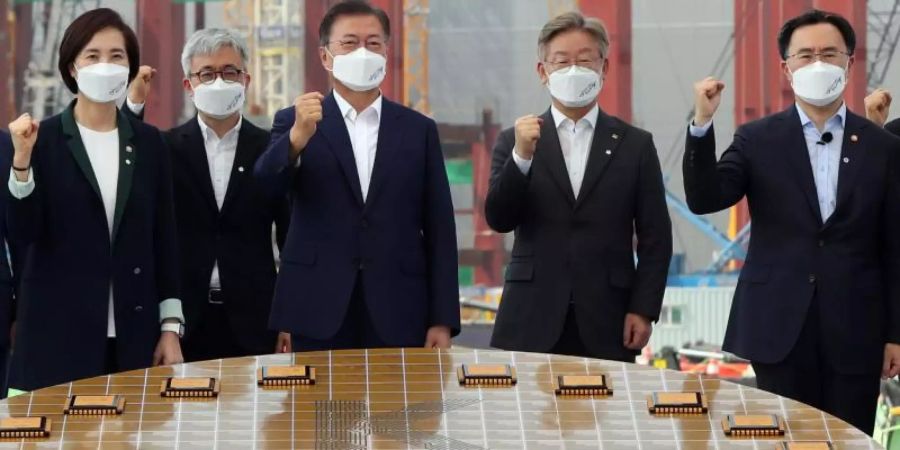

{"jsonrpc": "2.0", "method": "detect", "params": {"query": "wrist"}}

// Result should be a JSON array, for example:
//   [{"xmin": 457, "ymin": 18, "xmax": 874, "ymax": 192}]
[
  {"xmin": 13, "ymin": 154, "xmax": 31, "ymax": 168},
  {"xmin": 514, "ymin": 146, "xmax": 533, "ymax": 160},
  {"xmin": 161, "ymin": 321, "xmax": 184, "ymax": 338},
  {"xmin": 692, "ymin": 114, "xmax": 712, "ymax": 127},
  {"xmin": 289, "ymin": 128, "xmax": 307, "ymax": 155}
]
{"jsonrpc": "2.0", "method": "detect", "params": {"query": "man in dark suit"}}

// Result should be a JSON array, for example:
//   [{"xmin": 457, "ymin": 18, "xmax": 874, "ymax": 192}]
[
  {"xmin": 684, "ymin": 9, "xmax": 900, "ymax": 434},
  {"xmin": 255, "ymin": 0, "xmax": 459, "ymax": 350},
  {"xmin": 127, "ymin": 28, "xmax": 290, "ymax": 361},
  {"xmin": 485, "ymin": 12, "xmax": 672, "ymax": 362}
]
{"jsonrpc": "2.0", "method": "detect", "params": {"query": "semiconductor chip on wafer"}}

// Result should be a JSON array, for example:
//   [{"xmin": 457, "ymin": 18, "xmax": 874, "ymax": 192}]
[
  {"xmin": 778, "ymin": 442, "xmax": 834, "ymax": 450},
  {"xmin": 647, "ymin": 392, "xmax": 708, "ymax": 414},
  {"xmin": 64, "ymin": 395, "xmax": 126, "ymax": 415},
  {"xmin": 0, "ymin": 417, "xmax": 50, "ymax": 438},
  {"xmin": 160, "ymin": 377, "xmax": 220, "ymax": 398},
  {"xmin": 257, "ymin": 365, "xmax": 316, "ymax": 386},
  {"xmin": 722, "ymin": 414, "xmax": 785, "ymax": 436},
  {"xmin": 555, "ymin": 375, "xmax": 612, "ymax": 396},
  {"xmin": 457, "ymin": 364, "xmax": 517, "ymax": 386}
]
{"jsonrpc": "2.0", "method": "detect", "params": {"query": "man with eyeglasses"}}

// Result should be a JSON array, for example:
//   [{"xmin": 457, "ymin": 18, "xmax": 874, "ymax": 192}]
[
  {"xmin": 126, "ymin": 28, "xmax": 291, "ymax": 361},
  {"xmin": 684, "ymin": 9, "xmax": 900, "ymax": 434},
  {"xmin": 255, "ymin": 0, "xmax": 459, "ymax": 351},
  {"xmin": 485, "ymin": 11, "xmax": 672, "ymax": 362}
]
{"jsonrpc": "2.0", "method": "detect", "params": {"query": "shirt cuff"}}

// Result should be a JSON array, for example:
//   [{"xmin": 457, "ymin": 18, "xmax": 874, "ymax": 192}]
[
  {"xmin": 8, "ymin": 168, "xmax": 34, "ymax": 199},
  {"xmin": 293, "ymin": 154, "xmax": 302, "ymax": 169},
  {"xmin": 126, "ymin": 98, "xmax": 145, "ymax": 115},
  {"xmin": 511, "ymin": 148, "xmax": 532, "ymax": 175},
  {"xmin": 688, "ymin": 120, "xmax": 713, "ymax": 138},
  {"xmin": 159, "ymin": 298, "xmax": 184, "ymax": 325}
]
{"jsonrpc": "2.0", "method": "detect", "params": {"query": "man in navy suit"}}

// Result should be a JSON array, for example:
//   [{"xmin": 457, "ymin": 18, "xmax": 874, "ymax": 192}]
[
  {"xmin": 255, "ymin": 0, "xmax": 460, "ymax": 350},
  {"xmin": 684, "ymin": 9, "xmax": 900, "ymax": 434}
]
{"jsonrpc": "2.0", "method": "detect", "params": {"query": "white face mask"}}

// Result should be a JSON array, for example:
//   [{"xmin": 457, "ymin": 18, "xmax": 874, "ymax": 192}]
[
  {"xmin": 75, "ymin": 63, "xmax": 130, "ymax": 104},
  {"xmin": 329, "ymin": 47, "xmax": 387, "ymax": 92},
  {"xmin": 547, "ymin": 65, "xmax": 602, "ymax": 108},
  {"xmin": 789, "ymin": 61, "xmax": 847, "ymax": 107},
  {"xmin": 192, "ymin": 78, "xmax": 246, "ymax": 119}
]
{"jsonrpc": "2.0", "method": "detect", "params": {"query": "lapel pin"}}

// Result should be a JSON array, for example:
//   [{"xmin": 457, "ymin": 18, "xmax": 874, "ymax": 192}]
[
  {"xmin": 125, "ymin": 159, "xmax": 131, "ymax": 165},
  {"xmin": 851, "ymin": 134, "xmax": 858, "ymax": 142},
  {"xmin": 843, "ymin": 157, "xmax": 850, "ymax": 163},
  {"xmin": 238, "ymin": 166, "xmax": 245, "ymax": 173},
  {"xmin": 612, "ymin": 133, "xmax": 619, "ymax": 140},
  {"xmin": 605, "ymin": 149, "xmax": 612, "ymax": 155},
  {"xmin": 125, "ymin": 145, "xmax": 133, "ymax": 153}
]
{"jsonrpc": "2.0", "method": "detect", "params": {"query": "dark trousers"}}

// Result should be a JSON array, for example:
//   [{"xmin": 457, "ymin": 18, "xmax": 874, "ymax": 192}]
[
  {"xmin": 752, "ymin": 298, "xmax": 880, "ymax": 435},
  {"xmin": 183, "ymin": 301, "xmax": 257, "ymax": 363},
  {"xmin": 550, "ymin": 304, "xmax": 632, "ymax": 362},
  {"xmin": 291, "ymin": 276, "xmax": 388, "ymax": 351},
  {"xmin": 104, "ymin": 338, "xmax": 118, "ymax": 374}
]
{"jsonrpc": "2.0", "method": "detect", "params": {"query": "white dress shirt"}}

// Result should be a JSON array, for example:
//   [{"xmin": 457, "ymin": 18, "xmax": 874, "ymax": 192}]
[
  {"xmin": 333, "ymin": 90, "xmax": 382, "ymax": 202},
  {"xmin": 197, "ymin": 115, "xmax": 242, "ymax": 289},
  {"xmin": 513, "ymin": 104, "xmax": 599, "ymax": 198},
  {"xmin": 78, "ymin": 125, "xmax": 120, "ymax": 338},
  {"xmin": 688, "ymin": 103, "xmax": 845, "ymax": 222}
]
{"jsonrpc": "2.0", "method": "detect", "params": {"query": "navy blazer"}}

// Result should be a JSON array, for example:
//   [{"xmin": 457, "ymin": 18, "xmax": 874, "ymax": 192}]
[
  {"xmin": 0, "ymin": 133, "xmax": 14, "ymax": 348},
  {"xmin": 7, "ymin": 102, "xmax": 180, "ymax": 391},
  {"xmin": 683, "ymin": 106, "xmax": 900, "ymax": 374},
  {"xmin": 255, "ymin": 93, "xmax": 460, "ymax": 345}
]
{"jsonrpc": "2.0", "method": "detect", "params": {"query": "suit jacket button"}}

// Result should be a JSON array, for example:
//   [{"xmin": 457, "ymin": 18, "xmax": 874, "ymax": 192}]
[
  {"xmin": 133, "ymin": 267, "xmax": 141, "ymax": 275},
  {"xmin": 817, "ymin": 240, "xmax": 825, "ymax": 247},
  {"xmin": 134, "ymin": 305, "xmax": 143, "ymax": 312},
  {"xmin": 808, "ymin": 274, "xmax": 816, "ymax": 284}
]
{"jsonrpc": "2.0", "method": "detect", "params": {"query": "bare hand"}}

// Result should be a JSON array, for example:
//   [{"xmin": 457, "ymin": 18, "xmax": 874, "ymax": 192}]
[
  {"xmin": 623, "ymin": 313, "xmax": 652, "ymax": 350},
  {"xmin": 513, "ymin": 115, "xmax": 543, "ymax": 160},
  {"xmin": 693, "ymin": 77, "xmax": 725, "ymax": 127},
  {"xmin": 9, "ymin": 113, "xmax": 39, "ymax": 158},
  {"xmin": 424, "ymin": 325, "xmax": 451, "ymax": 349},
  {"xmin": 865, "ymin": 88, "xmax": 892, "ymax": 127},
  {"xmin": 153, "ymin": 331, "xmax": 184, "ymax": 366},
  {"xmin": 275, "ymin": 332, "xmax": 292, "ymax": 353},
  {"xmin": 289, "ymin": 92, "xmax": 325, "ymax": 158},
  {"xmin": 883, "ymin": 343, "xmax": 900, "ymax": 378},
  {"xmin": 127, "ymin": 65, "xmax": 156, "ymax": 105}
]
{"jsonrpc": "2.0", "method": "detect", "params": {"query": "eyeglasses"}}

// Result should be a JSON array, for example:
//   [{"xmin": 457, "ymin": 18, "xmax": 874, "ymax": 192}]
[
  {"xmin": 543, "ymin": 57, "xmax": 603, "ymax": 71},
  {"xmin": 328, "ymin": 38, "xmax": 386, "ymax": 53},
  {"xmin": 189, "ymin": 68, "xmax": 246, "ymax": 85},
  {"xmin": 786, "ymin": 50, "xmax": 850, "ymax": 65}
]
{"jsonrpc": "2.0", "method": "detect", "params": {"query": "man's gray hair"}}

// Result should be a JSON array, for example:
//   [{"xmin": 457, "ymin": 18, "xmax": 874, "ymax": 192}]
[
  {"xmin": 181, "ymin": 28, "xmax": 250, "ymax": 76},
  {"xmin": 538, "ymin": 11, "xmax": 609, "ymax": 60}
]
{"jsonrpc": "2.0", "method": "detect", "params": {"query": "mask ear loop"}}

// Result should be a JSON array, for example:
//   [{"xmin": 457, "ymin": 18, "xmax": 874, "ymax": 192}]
[{"xmin": 324, "ymin": 47, "xmax": 336, "ymax": 73}]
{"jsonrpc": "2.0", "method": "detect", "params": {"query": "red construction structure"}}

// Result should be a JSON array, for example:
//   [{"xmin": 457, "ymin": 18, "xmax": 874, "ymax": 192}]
[
  {"xmin": 581, "ymin": 0, "xmax": 633, "ymax": 122},
  {"xmin": 135, "ymin": 0, "xmax": 186, "ymax": 130},
  {"xmin": 0, "ymin": 0, "xmax": 11, "ymax": 127}
]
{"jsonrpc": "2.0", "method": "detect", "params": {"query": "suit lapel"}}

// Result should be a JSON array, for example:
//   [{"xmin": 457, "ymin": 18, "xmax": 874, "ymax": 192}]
[
  {"xmin": 575, "ymin": 110, "xmax": 624, "ymax": 209},
  {"xmin": 536, "ymin": 109, "xmax": 576, "ymax": 205},
  {"xmin": 823, "ymin": 110, "xmax": 869, "ymax": 230},
  {"xmin": 111, "ymin": 109, "xmax": 135, "ymax": 243},
  {"xmin": 181, "ymin": 120, "xmax": 218, "ymax": 215},
  {"xmin": 60, "ymin": 104, "xmax": 102, "ymax": 202},
  {"xmin": 364, "ymin": 99, "xmax": 401, "ymax": 208},
  {"xmin": 778, "ymin": 106, "xmax": 823, "ymax": 225},
  {"xmin": 320, "ymin": 93, "xmax": 364, "ymax": 207},
  {"xmin": 220, "ymin": 120, "xmax": 261, "ymax": 217}
]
